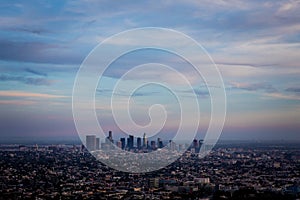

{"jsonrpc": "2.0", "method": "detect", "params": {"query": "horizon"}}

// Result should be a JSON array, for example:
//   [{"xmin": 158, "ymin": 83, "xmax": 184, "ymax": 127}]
[{"xmin": 1, "ymin": 134, "xmax": 300, "ymax": 145}]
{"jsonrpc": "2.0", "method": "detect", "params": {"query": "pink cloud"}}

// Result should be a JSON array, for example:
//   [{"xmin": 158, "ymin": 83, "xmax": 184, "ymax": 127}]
[{"xmin": 0, "ymin": 90, "xmax": 68, "ymax": 99}]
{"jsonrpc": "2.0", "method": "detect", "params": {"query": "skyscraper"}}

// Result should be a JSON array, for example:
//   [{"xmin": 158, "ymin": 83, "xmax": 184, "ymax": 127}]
[
  {"xmin": 96, "ymin": 138, "xmax": 100, "ymax": 150},
  {"xmin": 86, "ymin": 135, "xmax": 96, "ymax": 151},
  {"xmin": 143, "ymin": 133, "xmax": 147, "ymax": 148},
  {"xmin": 169, "ymin": 140, "xmax": 176, "ymax": 151},
  {"xmin": 151, "ymin": 141, "xmax": 156, "ymax": 150},
  {"xmin": 128, "ymin": 135, "xmax": 134, "ymax": 149},
  {"xmin": 193, "ymin": 139, "xmax": 198, "ymax": 149},
  {"xmin": 157, "ymin": 138, "xmax": 163, "ymax": 148},
  {"xmin": 137, "ymin": 137, "xmax": 142, "ymax": 149},
  {"xmin": 120, "ymin": 138, "xmax": 126, "ymax": 150},
  {"xmin": 106, "ymin": 130, "xmax": 113, "ymax": 144},
  {"xmin": 108, "ymin": 131, "xmax": 113, "ymax": 141}
]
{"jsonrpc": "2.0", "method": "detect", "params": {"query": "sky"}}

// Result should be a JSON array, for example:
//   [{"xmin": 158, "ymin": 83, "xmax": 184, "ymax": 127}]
[{"xmin": 0, "ymin": 0, "xmax": 300, "ymax": 143}]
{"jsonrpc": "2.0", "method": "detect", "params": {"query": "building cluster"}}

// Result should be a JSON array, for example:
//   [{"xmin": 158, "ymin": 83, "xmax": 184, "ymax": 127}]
[
  {"xmin": 85, "ymin": 131, "xmax": 164, "ymax": 152},
  {"xmin": 85, "ymin": 131, "xmax": 204, "ymax": 153},
  {"xmin": 0, "ymin": 142, "xmax": 299, "ymax": 199}
]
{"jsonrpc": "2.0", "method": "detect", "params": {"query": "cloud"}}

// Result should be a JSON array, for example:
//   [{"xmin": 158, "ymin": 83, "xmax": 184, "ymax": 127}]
[
  {"xmin": 131, "ymin": 91, "xmax": 160, "ymax": 97},
  {"xmin": 0, "ymin": 40, "xmax": 50, "ymax": 62},
  {"xmin": 0, "ymin": 90, "xmax": 67, "ymax": 99},
  {"xmin": 230, "ymin": 82, "xmax": 277, "ymax": 93},
  {"xmin": 97, "ymin": 88, "xmax": 160, "ymax": 97},
  {"xmin": 179, "ymin": 88, "xmax": 209, "ymax": 98},
  {"xmin": 0, "ymin": 74, "xmax": 54, "ymax": 86},
  {"xmin": 0, "ymin": 40, "xmax": 84, "ymax": 64},
  {"xmin": 285, "ymin": 87, "xmax": 300, "ymax": 93},
  {"xmin": 264, "ymin": 92, "xmax": 300, "ymax": 100},
  {"xmin": 277, "ymin": 0, "xmax": 300, "ymax": 14},
  {"xmin": 9, "ymin": 27, "xmax": 51, "ymax": 35},
  {"xmin": 25, "ymin": 68, "xmax": 47, "ymax": 77}
]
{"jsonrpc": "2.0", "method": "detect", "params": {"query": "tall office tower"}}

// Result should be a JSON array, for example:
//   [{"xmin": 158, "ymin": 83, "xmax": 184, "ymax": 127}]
[
  {"xmin": 108, "ymin": 131, "xmax": 113, "ymax": 141},
  {"xmin": 120, "ymin": 138, "xmax": 126, "ymax": 150},
  {"xmin": 169, "ymin": 140, "xmax": 176, "ymax": 151},
  {"xmin": 150, "ymin": 141, "xmax": 156, "ymax": 150},
  {"xmin": 127, "ymin": 138, "xmax": 130, "ymax": 149},
  {"xmin": 193, "ymin": 139, "xmax": 198, "ymax": 149},
  {"xmin": 128, "ymin": 135, "xmax": 134, "ymax": 149},
  {"xmin": 106, "ymin": 130, "xmax": 113, "ymax": 144},
  {"xmin": 137, "ymin": 137, "xmax": 142, "ymax": 149},
  {"xmin": 157, "ymin": 138, "xmax": 163, "ymax": 148},
  {"xmin": 96, "ymin": 138, "xmax": 100, "ymax": 150},
  {"xmin": 143, "ymin": 133, "xmax": 147, "ymax": 148},
  {"xmin": 86, "ymin": 135, "xmax": 96, "ymax": 151}
]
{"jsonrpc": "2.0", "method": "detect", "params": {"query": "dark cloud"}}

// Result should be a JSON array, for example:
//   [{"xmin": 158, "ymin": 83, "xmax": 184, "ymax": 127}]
[
  {"xmin": 0, "ymin": 40, "xmax": 85, "ymax": 64},
  {"xmin": 25, "ymin": 68, "xmax": 48, "ymax": 77},
  {"xmin": 0, "ymin": 40, "xmax": 48, "ymax": 62},
  {"xmin": 131, "ymin": 91, "xmax": 160, "ymax": 97},
  {"xmin": 180, "ymin": 88, "xmax": 209, "ymax": 98},
  {"xmin": 0, "ymin": 74, "xmax": 54, "ymax": 86},
  {"xmin": 9, "ymin": 27, "xmax": 51, "ymax": 35},
  {"xmin": 231, "ymin": 82, "xmax": 277, "ymax": 93},
  {"xmin": 194, "ymin": 89, "xmax": 209, "ymax": 97},
  {"xmin": 285, "ymin": 87, "xmax": 300, "ymax": 93}
]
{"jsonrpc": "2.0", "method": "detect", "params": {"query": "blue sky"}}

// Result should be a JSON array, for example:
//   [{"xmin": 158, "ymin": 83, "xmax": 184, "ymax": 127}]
[{"xmin": 0, "ymin": 0, "xmax": 300, "ymax": 142}]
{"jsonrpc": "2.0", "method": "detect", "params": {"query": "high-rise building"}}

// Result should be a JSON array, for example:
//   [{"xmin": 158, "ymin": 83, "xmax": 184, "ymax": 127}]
[
  {"xmin": 127, "ymin": 138, "xmax": 130, "ymax": 149},
  {"xmin": 86, "ymin": 135, "xmax": 96, "ymax": 151},
  {"xmin": 157, "ymin": 138, "xmax": 163, "ymax": 148},
  {"xmin": 193, "ymin": 139, "xmax": 198, "ymax": 149},
  {"xmin": 96, "ymin": 138, "xmax": 100, "ymax": 150},
  {"xmin": 137, "ymin": 137, "xmax": 142, "ymax": 149},
  {"xmin": 120, "ymin": 138, "xmax": 126, "ymax": 150},
  {"xmin": 169, "ymin": 140, "xmax": 176, "ymax": 151},
  {"xmin": 108, "ymin": 131, "xmax": 113, "ymax": 141},
  {"xmin": 151, "ymin": 140, "xmax": 156, "ymax": 150},
  {"xmin": 106, "ymin": 130, "xmax": 114, "ymax": 144},
  {"xmin": 143, "ymin": 133, "xmax": 147, "ymax": 148},
  {"xmin": 128, "ymin": 135, "xmax": 134, "ymax": 149}
]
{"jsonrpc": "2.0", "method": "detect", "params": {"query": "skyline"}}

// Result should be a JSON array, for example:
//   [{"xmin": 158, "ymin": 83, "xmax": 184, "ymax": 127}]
[{"xmin": 0, "ymin": 1, "xmax": 300, "ymax": 142}]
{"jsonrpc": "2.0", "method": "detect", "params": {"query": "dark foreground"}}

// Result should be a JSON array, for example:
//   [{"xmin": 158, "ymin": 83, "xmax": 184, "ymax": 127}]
[{"xmin": 0, "ymin": 142, "xmax": 299, "ymax": 199}]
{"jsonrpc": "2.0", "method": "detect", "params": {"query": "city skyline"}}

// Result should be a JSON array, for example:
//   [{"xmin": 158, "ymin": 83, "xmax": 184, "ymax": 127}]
[
  {"xmin": 84, "ymin": 131, "xmax": 204, "ymax": 153},
  {"xmin": 0, "ymin": 1, "xmax": 300, "ymax": 142}
]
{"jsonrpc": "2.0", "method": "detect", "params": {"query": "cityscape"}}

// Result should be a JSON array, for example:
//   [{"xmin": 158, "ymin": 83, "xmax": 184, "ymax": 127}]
[
  {"xmin": 0, "ymin": 141, "xmax": 299, "ymax": 199},
  {"xmin": 1, "ymin": 1, "xmax": 300, "ymax": 200},
  {"xmin": 85, "ymin": 131, "xmax": 204, "ymax": 153}
]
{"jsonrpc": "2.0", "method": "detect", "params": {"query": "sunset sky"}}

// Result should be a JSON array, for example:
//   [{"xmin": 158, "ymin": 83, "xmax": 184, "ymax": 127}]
[{"xmin": 0, "ymin": 0, "xmax": 300, "ymax": 142}]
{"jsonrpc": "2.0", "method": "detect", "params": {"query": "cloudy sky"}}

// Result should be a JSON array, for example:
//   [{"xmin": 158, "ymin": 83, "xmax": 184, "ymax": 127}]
[{"xmin": 0, "ymin": 0, "xmax": 300, "ymax": 142}]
